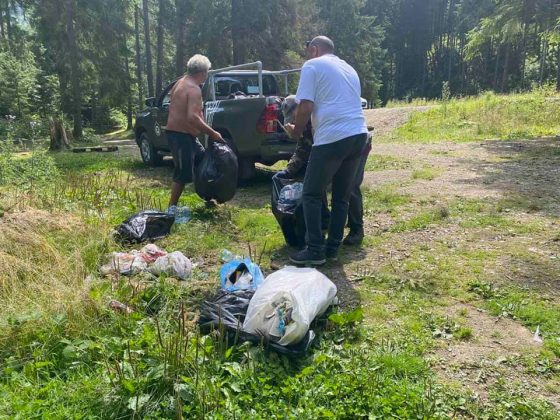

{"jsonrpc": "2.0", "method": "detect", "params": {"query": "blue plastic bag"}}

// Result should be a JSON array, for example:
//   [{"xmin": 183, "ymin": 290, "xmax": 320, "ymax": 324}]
[{"xmin": 220, "ymin": 259, "xmax": 264, "ymax": 292}]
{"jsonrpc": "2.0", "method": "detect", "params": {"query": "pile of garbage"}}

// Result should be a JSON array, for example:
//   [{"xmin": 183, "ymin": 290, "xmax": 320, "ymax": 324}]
[
  {"xmin": 200, "ymin": 260, "xmax": 338, "ymax": 356},
  {"xmin": 100, "ymin": 244, "xmax": 193, "ymax": 280}
]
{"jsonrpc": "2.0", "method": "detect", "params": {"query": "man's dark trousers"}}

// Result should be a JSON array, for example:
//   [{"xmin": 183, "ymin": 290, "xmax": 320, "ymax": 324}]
[
  {"xmin": 303, "ymin": 133, "xmax": 367, "ymax": 254},
  {"xmin": 347, "ymin": 138, "xmax": 372, "ymax": 234}
]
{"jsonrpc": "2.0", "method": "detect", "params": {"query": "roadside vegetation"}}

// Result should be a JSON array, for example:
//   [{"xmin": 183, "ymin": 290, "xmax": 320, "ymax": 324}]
[{"xmin": 382, "ymin": 87, "xmax": 560, "ymax": 143}]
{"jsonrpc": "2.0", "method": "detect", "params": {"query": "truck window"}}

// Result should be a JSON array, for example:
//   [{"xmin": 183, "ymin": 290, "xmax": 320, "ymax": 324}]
[{"xmin": 213, "ymin": 75, "xmax": 278, "ymax": 99}]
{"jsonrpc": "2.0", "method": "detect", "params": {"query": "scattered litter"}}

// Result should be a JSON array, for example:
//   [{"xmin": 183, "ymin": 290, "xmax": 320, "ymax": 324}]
[
  {"xmin": 72, "ymin": 146, "xmax": 118, "ymax": 153},
  {"xmin": 533, "ymin": 326, "xmax": 543, "ymax": 344},
  {"xmin": 195, "ymin": 142, "xmax": 238, "ymax": 204},
  {"xmin": 199, "ymin": 289, "xmax": 315, "ymax": 357},
  {"xmin": 109, "ymin": 300, "xmax": 134, "ymax": 314},
  {"xmin": 100, "ymin": 244, "xmax": 192, "ymax": 280},
  {"xmin": 115, "ymin": 210, "xmax": 175, "ymax": 243},
  {"xmin": 167, "ymin": 206, "xmax": 191, "ymax": 224},
  {"xmin": 150, "ymin": 251, "xmax": 192, "ymax": 280},
  {"xmin": 220, "ymin": 249, "xmax": 242, "ymax": 263},
  {"xmin": 220, "ymin": 258, "xmax": 264, "ymax": 292},
  {"xmin": 243, "ymin": 266, "xmax": 337, "ymax": 346},
  {"xmin": 272, "ymin": 176, "xmax": 306, "ymax": 247}
]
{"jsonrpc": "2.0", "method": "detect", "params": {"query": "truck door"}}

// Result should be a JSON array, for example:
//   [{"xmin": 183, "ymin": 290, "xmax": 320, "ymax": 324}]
[{"xmin": 153, "ymin": 83, "xmax": 175, "ymax": 149}]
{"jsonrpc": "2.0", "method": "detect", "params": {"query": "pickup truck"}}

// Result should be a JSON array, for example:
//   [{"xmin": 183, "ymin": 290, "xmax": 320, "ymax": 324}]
[{"xmin": 134, "ymin": 62, "xmax": 299, "ymax": 180}]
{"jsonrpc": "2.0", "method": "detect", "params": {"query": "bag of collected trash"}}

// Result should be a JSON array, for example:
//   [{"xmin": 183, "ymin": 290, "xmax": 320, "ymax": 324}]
[
  {"xmin": 149, "ymin": 251, "xmax": 192, "ymax": 280},
  {"xmin": 271, "ymin": 175, "xmax": 306, "ymax": 247},
  {"xmin": 195, "ymin": 142, "xmax": 239, "ymax": 203},
  {"xmin": 243, "ymin": 266, "xmax": 337, "ymax": 346},
  {"xmin": 100, "ymin": 244, "xmax": 192, "ymax": 280},
  {"xmin": 220, "ymin": 258, "xmax": 264, "ymax": 292},
  {"xmin": 100, "ymin": 251, "xmax": 148, "ymax": 276},
  {"xmin": 198, "ymin": 290, "xmax": 315, "ymax": 356},
  {"xmin": 115, "ymin": 210, "xmax": 175, "ymax": 244}
]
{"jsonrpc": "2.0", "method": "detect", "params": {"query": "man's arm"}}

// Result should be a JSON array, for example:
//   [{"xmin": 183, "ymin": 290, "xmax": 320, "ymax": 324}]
[
  {"xmin": 290, "ymin": 100, "xmax": 314, "ymax": 139},
  {"xmin": 186, "ymin": 87, "xmax": 224, "ymax": 142}
]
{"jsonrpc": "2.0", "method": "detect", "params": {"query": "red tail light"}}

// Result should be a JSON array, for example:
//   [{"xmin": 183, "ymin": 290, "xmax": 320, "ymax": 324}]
[{"xmin": 257, "ymin": 103, "xmax": 279, "ymax": 134}]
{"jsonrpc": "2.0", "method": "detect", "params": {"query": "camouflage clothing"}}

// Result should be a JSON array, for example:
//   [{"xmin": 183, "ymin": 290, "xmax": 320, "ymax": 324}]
[{"xmin": 286, "ymin": 124, "xmax": 313, "ymax": 177}]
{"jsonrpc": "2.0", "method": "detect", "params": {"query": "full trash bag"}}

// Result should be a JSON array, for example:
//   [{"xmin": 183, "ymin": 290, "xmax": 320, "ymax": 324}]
[
  {"xmin": 195, "ymin": 142, "xmax": 239, "ymax": 203},
  {"xmin": 198, "ymin": 290, "xmax": 315, "ymax": 356},
  {"xmin": 115, "ymin": 211, "xmax": 175, "ymax": 244},
  {"xmin": 220, "ymin": 258, "xmax": 264, "ymax": 292},
  {"xmin": 243, "ymin": 266, "xmax": 337, "ymax": 346},
  {"xmin": 271, "ymin": 175, "xmax": 306, "ymax": 248}
]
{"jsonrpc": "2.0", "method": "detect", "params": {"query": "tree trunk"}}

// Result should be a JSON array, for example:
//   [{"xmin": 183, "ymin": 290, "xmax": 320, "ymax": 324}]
[
  {"xmin": 0, "ymin": 3, "xmax": 5, "ymax": 39},
  {"xmin": 231, "ymin": 0, "xmax": 246, "ymax": 65},
  {"xmin": 539, "ymin": 38, "xmax": 548, "ymax": 86},
  {"xmin": 5, "ymin": 0, "xmax": 11, "ymax": 43},
  {"xmin": 175, "ymin": 0, "xmax": 186, "ymax": 76},
  {"xmin": 143, "ymin": 0, "xmax": 154, "ymax": 98},
  {"xmin": 49, "ymin": 117, "xmax": 70, "ymax": 151},
  {"xmin": 124, "ymin": 38, "xmax": 133, "ymax": 131},
  {"xmin": 155, "ymin": 0, "xmax": 164, "ymax": 95},
  {"xmin": 134, "ymin": 7, "xmax": 144, "ymax": 108},
  {"xmin": 493, "ymin": 42, "xmax": 500, "ymax": 90},
  {"xmin": 501, "ymin": 43, "xmax": 510, "ymax": 92},
  {"xmin": 66, "ymin": 0, "xmax": 82, "ymax": 139},
  {"xmin": 556, "ymin": 45, "xmax": 560, "ymax": 92}
]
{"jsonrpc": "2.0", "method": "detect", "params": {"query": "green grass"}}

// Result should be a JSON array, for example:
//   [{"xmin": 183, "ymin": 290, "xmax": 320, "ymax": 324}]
[
  {"xmin": 362, "ymin": 186, "xmax": 412, "ymax": 215},
  {"xmin": 384, "ymin": 88, "xmax": 560, "ymax": 143},
  {"xmin": 412, "ymin": 166, "xmax": 443, "ymax": 181},
  {"xmin": 365, "ymin": 154, "xmax": 411, "ymax": 172},
  {"xmin": 1, "ymin": 144, "xmax": 559, "ymax": 417}
]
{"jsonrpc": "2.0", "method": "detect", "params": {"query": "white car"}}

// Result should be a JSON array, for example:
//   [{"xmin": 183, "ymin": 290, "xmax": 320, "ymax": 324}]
[{"xmin": 361, "ymin": 97, "xmax": 368, "ymax": 109}]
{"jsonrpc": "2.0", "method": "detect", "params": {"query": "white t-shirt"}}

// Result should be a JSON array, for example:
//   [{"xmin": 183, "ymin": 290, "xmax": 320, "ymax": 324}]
[{"xmin": 296, "ymin": 54, "xmax": 368, "ymax": 146}]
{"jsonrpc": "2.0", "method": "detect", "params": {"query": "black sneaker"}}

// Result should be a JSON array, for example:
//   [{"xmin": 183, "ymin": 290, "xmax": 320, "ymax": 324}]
[
  {"xmin": 343, "ymin": 230, "xmax": 364, "ymax": 246},
  {"xmin": 289, "ymin": 248, "xmax": 326, "ymax": 266},
  {"xmin": 326, "ymin": 248, "xmax": 338, "ymax": 261}
]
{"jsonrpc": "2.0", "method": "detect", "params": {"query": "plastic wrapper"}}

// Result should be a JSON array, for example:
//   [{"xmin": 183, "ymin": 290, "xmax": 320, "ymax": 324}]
[
  {"xmin": 220, "ymin": 258, "xmax": 264, "ymax": 292},
  {"xmin": 149, "ymin": 251, "xmax": 193, "ymax": 280}
]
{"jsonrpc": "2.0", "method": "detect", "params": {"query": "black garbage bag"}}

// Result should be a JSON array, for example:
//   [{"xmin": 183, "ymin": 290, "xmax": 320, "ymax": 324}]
[
  {"xmin": 115, "ymin": 210, "xmax": 175, "ymax": 244},
  {"xmin": 195, "ymin": 142, "xmax": 238, "ymax": 203},
  {"xmin": 199, "ymin": 290, "xmax": 314, "ymax": 357},
  {"xmin": 271, "ymin": 175, "xmax": 306, "ymax": 248}
]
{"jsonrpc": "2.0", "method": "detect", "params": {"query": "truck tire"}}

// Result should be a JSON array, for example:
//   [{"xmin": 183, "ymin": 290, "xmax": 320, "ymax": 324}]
[{"xmin": 139, "ymin": 132, "xmax": 163, "ymax": 166}]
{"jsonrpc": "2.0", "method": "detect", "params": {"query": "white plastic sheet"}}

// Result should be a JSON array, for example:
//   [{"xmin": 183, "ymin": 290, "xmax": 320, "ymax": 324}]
[
  {"xmin": 243, "ymin": 266, "xmax": 337, "ymax": 346},
  {"xmin": 149, "ymin": 251, "xmax": 192, "ymax": 280}
]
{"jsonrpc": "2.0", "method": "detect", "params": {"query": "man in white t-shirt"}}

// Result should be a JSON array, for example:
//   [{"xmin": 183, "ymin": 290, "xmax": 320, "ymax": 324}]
[{"xmin": 285, "ymin": 36, "xmax": 368, "ymax": 266}]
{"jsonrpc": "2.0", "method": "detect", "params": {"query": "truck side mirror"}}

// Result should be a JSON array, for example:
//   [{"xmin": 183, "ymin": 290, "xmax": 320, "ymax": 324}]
[{"xmin": 145, "ymin": 97, "xmax": 156, "ymax": 107}]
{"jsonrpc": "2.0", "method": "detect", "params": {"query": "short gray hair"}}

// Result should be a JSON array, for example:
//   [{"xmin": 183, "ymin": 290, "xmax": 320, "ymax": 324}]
[{"xmin": 187, "ymin": 54, "xmax": 212, "ymax": 76}]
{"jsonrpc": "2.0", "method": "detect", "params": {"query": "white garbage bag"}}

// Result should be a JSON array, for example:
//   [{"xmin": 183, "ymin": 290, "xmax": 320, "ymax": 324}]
[
  {"xmin": 243, "ymin": 266, "xmax": 337, "ymax": 346},
  {"xmin": 100, "ymin": 251, "xmax": 148, "ymax": 276},
  {"xmin": 150, "ymin": 251, "xmax": 193, "ymax": 280}
]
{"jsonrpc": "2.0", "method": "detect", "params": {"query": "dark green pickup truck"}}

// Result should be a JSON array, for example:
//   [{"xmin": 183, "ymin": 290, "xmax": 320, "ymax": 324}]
[{"xmin": 134, "ymin": 62, "xmax": 299, "ymax": 180}]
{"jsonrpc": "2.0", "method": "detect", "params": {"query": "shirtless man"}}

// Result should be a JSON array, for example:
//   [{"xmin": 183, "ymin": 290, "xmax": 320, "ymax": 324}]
[{"xmin": 166, "ymin": 54, "xmax": 224, "ymax": 208}]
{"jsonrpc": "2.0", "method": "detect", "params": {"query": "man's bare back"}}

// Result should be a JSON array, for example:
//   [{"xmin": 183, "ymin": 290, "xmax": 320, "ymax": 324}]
[{"xmin": 166, "ymin": 76, "xmax": 204, "ymax": 135}]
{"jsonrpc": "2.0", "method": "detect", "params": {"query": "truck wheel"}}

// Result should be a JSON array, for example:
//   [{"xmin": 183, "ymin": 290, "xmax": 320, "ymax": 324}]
[{"xmin": 139, "ymin": 132, "xmax": 163, "ymax": 166}]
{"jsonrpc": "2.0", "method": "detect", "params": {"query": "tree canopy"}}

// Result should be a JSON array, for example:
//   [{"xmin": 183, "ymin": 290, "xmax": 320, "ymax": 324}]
[{"xmin": 0, "ymin": 0, "xmax": 558, "ymax": 137}]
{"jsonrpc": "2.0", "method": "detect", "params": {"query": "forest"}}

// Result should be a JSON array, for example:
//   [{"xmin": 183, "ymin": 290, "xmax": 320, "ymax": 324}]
[{"xmin": 0, "ymin": 0, "xmax": 559, "ymax": 139}]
